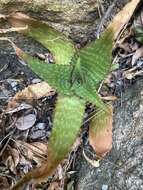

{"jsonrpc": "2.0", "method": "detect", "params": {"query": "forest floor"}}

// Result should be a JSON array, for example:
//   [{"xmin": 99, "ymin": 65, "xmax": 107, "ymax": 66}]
[{"xmin": 0, "ymin": 1, "xmax": 143, "ymax": 190}]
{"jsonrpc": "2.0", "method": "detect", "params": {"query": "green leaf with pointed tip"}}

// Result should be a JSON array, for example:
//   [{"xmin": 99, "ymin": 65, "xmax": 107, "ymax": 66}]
[
  {"xmin": 73, "ymin": 28, "xmax": 114, "ymax": 85},
  {"xmin": 10, "ymin": 96, "xmax": 85, "ymax": 188},
  {"xmin": 20, "ymin": 52, "xmax": 73, "ymax": 95},
  {"xmin": 19, "ymin": 50, "xmax": 106, "ymax": 109},
  {"xmin": 9, "ymin": 13, "xmax": 75, "ymax": 65},
  {"xmin": 48, "ymin": 96, "xmax": 85, "ymax": 161},
  {"xmin": 133, "ymin": 26, "xmax": 143, "ymax": 43},
  {"xmin": 74, "ymin": 84, "xmax": 106, "ymax": 110}
]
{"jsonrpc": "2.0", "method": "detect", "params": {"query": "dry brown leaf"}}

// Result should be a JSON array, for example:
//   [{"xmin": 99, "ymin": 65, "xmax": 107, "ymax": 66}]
[
  {"xmin": 132, "ymin": 46, "xmax": 143, "ymax": 65},
  {"xmin": 101, "ymin": 96, "xmax": 117, "ymax": 101},
  {"xmin": 16, "ymin": 140, "xmax": 47, "ymax": 165},
  {"xmin": 116, "ymin": 43, "xmax": 132, "ymax": 53},
  {"xmin": 4, "ymin": 148, "xmax": 20, "ymax": 173},
  {"xmin": 124, "ymin": 69, "xmax": 143, "ymax": 79},
  {"xmin": 124, "ymin": 72, "xmax": 135, "ymax": 80},
  {"xmin": 10, "ymin": 148, "xmax": 20, "ymax": 168},
  {"xmin": 6, "ymin": 82, "xmax": 55, "ymax": 112},
  {"xmin": 107, "ymin": 0, "xmax": 141, "ymax": 40},
  {"xmin": 83, "ymin": 149, "xmax": 100, "ymax": 168},
  {"xmin": 29, "ymin": 142, "xmax": 47, "ymax": 157},
  {"xmin": 5, "ymin": 155, "xmax": 16, "ymax": 172},
  {"xmin": 89, "ymin": 105, "xmax": 113, "ymax": 157},
  {"xmin": 123, "ymin": 66, "xmax": 137, "ymax": 79},
  {"xmin": 15, "ymin": 114, "xmax": 36, "ymax": 131},
  {"xmin": 57, "ymin": 165, "xmax": 63, "ymax": 180},
  {"xmin": 48, "ymin": 182, "xmax": 60, "ymax": 190},
  {"xmin": 6, "ymin": 103, "xmax": 32, "ymax": 114},
  {"xmin": 0, "ymin": 26, "xmax": 28, "ymax": 34},
  {"xmin": 0, "ymin": 176, "xmax": 10, "ymax": 190},
  {"xmin": 71, "ymin": 137, "xmax": 81, "ymax": 151}
]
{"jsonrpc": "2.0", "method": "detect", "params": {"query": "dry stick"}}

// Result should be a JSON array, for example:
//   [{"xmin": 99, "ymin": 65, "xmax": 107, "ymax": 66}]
[
  {"xmin": 97, "ymin": 0, "xmax": 103, "ymax": 18},
  {"xmin": 83, "ymin": 148, "xmax": 123, "ymax": 170},
  {"xmin": 96, "ymin": 0, "xmax": 118, "ymax": 38},
  {"xmin": 0, "ymin": 124, "xmax": 16, "ymax": 157},
  {"xmin": 0, "ymin": 37, "xmax": 18, "ymax": 49},
  {"xmin": 0, "ymin": 63, "xmax": 9, "ymax": 73},
  {"xmin": 0, "ymin": 26, "xmax": 28, "ymax": 34}
]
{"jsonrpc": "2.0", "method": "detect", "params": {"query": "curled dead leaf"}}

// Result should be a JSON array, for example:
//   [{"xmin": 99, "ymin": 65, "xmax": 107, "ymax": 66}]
[
  {"xmin": 16, "ymin": 141, "xmax": 47, "ymax": 165},
  {"xmin": 6, "ymin": 103, "xmax": 32, "ymax": 114},
  {"xmin": 0, "ymin": 26, "xmax": 28, "ymax": 34},
  {"xmin": 6, "ymin": 82, "xmax": 55, "ymax": 112},
  {"xmin": 107, "ymin": 0, "xmax": 141, "ymax": 40},
  {"xmin": 4, "ymin": 148, "xmax": 20, "ymax": 173},
  {"xmin": 83, "ymin": 149, "xmax": 100, "ymax": 167},
  {"xmin": 28, "ymin": 142, "xmax": 47, "ymax": 157},
  {"xmin": 89, "ymin": 104, "xmax": 113, "ymax": 157}
]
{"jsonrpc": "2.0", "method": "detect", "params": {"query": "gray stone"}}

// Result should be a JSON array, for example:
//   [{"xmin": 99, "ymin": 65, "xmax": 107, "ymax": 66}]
[
  {"xmin": 74, "ymin": 79, "xmax": 143, "ymax": 190},
  {"xmin": 0, "ymin": 0, "xmax": 129, "ymax": 42}
]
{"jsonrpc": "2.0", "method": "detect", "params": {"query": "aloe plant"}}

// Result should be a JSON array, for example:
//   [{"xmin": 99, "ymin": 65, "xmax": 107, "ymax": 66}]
[
  {"xmin": 8, "ymin": 13, "xmax": 114, "ymax": 190},
  {"xmin": 6, "ymin": 1, "xmax": 141, "ymax": 188}
]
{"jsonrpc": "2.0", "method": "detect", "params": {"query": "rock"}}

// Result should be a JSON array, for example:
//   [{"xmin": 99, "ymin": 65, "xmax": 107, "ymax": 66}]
[
  {"xmin": 35, "ymin": 123, "xmax": 46, "ymax": 130},
  {"xmin": 1, "ymin": 0, "xmax": 129, "ymax": 42},
  {"xmin": 74, "ymin": 79, "xmax": 143, "ymax": 190},
  {"xmin": 32, "ymin": 78, "xmax": 42, "ymax": 84},
  {"xmin": 102, "ymin": 184, "xmax": 108, "ymax": 190},
  {"xmin": 30, "ymin": 130, "xmax": 47, "ymax": 141}
]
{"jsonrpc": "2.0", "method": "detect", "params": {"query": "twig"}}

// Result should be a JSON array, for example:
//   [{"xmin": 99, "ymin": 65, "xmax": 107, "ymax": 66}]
[
  {"xmin": 0, "ymin": 63, "xmax": 9, "ymax": 73},
  {"xmin": 0, "ymin": 127, "xmax": 16, "ymax": 157},
  {"xmin": 0, "ymin": 26, "xmax": 28, "ymax": 34},
  {"xmin": 96, "ymin": 0, "xmax": 118, "ymax": 38}
]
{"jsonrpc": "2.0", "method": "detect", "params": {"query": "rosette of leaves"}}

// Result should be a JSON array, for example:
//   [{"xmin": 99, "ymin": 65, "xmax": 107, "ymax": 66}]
[
  {"xmin": 8, "ymin": 13, "xmax": 113, "ymax": 190},
  {"xmin": 6, "ymin": 1, "xmax": 141, "ymax": 188}
]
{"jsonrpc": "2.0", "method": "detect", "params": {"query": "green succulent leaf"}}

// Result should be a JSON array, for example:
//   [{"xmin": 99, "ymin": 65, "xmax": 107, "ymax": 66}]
[
  {"xmin": 9, "ymin": 13, "xmax": 76, "ymax": 65},
  {"xmin": 20, "ymin": 52, "xmax": 73, "ymax": 95},
  {"xmin": 20, "ymin": 51, "xmax": 106, "ymax": 110},
  {"xmin": 133, "ymin": 26, "xmax": 143, "ymax": 43},
  {"xmin": 10, "ymin": 96, "xmax": 85, "ymax": 189},
  {"xmin": 49, "ymin": 96, "xmax": 85, "ymax": 160},
  {"xmin": 74, "ymin": 84, "xmax": 106, "ymax": 110},
  {"xmin": 75, "ymin": 28, "xmax": 114, "ymax": 85},
  {"xmin": 9, "ymin": 12, "xmax": 114, "ymax": 190},
  {"xmin": 10, "ymin": 13, "xmax": 114, "ymax": 111},
  {"xmin": 15, "ymin": 27, "xmax": 112, "ymax": 109}
]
